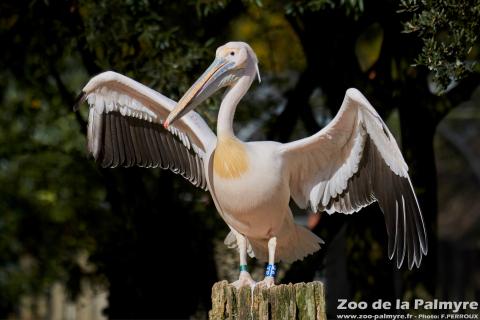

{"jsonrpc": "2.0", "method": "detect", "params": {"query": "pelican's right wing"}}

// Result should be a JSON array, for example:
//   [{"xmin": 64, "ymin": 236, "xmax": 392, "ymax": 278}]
[{"xmin": 74, "ymin": 71, "xmax": 217, "ymax": 190}]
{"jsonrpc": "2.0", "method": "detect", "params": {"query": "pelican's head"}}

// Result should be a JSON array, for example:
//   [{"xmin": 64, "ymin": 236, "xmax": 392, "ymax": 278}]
[{"xmin": 164, "ymin": 41, "xmax": 259, "ymax": 128}]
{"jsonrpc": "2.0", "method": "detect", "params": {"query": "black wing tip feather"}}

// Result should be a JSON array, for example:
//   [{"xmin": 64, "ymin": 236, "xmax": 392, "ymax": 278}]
[
  {"xmin": 388, "ymin": 181, "xmax": 428, "ymax": 270},
  {"xmin": 321, "ymin": 135, "xmax": 428, "ymax": 270},
  {"xmin": 365, "ymin": 137, "xmax": 427, "ymax": 270},
  {"xmin": 73, "ymin": 91, "xmax": 86, "ymax": 111},
  {"xmin": 94, "ymin": 111, "xmax": 206, "ymax": 188}
]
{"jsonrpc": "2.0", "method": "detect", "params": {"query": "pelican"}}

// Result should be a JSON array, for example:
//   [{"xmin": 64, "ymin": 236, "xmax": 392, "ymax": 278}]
[{"xmin": 74, "ymin": 41, "xmax": 427, "ymax": 288}]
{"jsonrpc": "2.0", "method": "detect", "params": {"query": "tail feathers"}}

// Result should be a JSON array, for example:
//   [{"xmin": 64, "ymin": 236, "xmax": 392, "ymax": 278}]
[
  {"xmin": 277, "ymin": 225, "xmax": 323, "ymax": 263},
  {"xmin": 224, "ymin": 231, "xmax": 255, "ymax": 258},
  {"xmin": 224, "ymin": 230, "xmax": 236, "ymax": 248},
  {"xmin": 243, "ymin": 225, "xmax": 324, "ymax": 263}
]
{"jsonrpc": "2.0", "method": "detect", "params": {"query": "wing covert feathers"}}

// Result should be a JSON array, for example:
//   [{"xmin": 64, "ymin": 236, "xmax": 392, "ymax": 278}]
[{"xmin": 281, "ymin": 88, "xmax": 427, "ymax": 269}]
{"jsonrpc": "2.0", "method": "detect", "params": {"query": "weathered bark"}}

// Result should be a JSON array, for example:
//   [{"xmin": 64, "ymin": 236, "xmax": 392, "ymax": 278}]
[{"xmin": 209, "ymin": 281, "xmax": 326, "ymax": 320}]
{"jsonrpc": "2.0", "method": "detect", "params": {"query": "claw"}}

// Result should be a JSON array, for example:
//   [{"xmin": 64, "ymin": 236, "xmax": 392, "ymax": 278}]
[
  {"xmin": 231, "ymin": 271, "xmax": 256, "ymax": 289},
  {"xmin": 256, "ymin": 276, "xmax": 275, "ymax": 288}
]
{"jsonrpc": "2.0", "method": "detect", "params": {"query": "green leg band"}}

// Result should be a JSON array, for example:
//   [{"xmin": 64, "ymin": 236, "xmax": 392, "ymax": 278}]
[{"xmin": 239, "ymin": 264, "xmax": 248, "ymax": 272}]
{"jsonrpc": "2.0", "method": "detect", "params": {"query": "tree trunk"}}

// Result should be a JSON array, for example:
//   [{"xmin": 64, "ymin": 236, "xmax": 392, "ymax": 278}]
[{"xmin": 209, "ymin": 281, "xmax": 326, "ymax": 320}]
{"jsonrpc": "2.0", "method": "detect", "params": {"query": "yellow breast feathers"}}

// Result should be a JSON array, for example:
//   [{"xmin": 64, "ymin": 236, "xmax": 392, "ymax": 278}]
[{"xmin": 213, "ymin": 136, "xmax": 249, "ymax": 179}]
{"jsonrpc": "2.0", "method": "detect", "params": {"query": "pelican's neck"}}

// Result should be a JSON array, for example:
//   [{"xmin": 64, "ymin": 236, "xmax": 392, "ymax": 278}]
[{"xmin": 217, "ymin": 75, "xmax": 253, "ymax": 138}]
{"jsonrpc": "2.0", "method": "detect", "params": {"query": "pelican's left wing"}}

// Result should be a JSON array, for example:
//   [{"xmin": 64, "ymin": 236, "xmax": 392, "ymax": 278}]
[
  {"xmin": 280, "ymin": 88, "xmax": 427, "ymax": 269},
  {"xmin": 75, "ymin": 71, "xmax": 216, "ymax": 190}
]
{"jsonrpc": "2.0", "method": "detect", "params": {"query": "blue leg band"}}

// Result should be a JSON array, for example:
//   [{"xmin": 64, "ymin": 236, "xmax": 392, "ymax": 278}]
[
  {"xmin": 265, "ymin": 264, "xmax": 277, "ymax": 277},
  {"xmin": 239, "ymin": 264, "xmax": 248, "ymax": 272}
]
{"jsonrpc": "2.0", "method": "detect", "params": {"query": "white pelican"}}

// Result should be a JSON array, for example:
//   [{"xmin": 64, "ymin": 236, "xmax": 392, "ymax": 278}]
[{"xmin": 75, "ymin": 41, "xmax": 427, "ymax": 288}]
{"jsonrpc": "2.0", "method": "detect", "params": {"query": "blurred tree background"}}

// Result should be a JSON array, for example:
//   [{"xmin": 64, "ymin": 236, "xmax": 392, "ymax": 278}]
[{"xmin": 0, "ymin": 0, "xmax": 479, "ymax": 319}]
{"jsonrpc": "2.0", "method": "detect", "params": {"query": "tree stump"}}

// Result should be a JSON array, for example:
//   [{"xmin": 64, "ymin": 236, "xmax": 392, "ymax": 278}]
[{"xmin": 209, "ymin": 281, "xmax": 326, "ymax": 320}]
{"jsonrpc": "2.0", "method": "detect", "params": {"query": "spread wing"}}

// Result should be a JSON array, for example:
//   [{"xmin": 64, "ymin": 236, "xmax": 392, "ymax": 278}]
[
  {"xmin": 75, "ymin": 71, "xmax": 216, "ymax": 190},
  {"xmin": 280, "ymin": 88, "xmax": 427, "ymax": 269}
]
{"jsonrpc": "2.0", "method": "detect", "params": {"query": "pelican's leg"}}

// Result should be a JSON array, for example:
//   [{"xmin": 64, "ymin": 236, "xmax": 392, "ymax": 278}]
[
  {"xmin": 231, "ymin": 230, "xmax": 255, "ymax": 289},
  {"xmin": 257, "ymin": 237, "xmax": 277, "ymax": 288}
]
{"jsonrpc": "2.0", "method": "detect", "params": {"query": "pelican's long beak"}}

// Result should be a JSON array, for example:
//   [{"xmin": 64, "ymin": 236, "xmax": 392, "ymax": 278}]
[{"xmin": 164, "ymin": 58, "xmax": 234, "ymax": 128}]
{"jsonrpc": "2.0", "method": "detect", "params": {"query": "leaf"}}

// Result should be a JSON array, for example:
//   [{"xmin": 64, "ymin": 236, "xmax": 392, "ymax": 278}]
[{"xmin": 355, "ymin": 22, "xmax": 384, "ymax": 72}]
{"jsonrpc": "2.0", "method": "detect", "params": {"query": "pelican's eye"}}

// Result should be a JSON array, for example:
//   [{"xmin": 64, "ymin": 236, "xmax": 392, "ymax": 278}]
[{"xmin": 230, "ymin": 51, "xmax": 235, "ymax": 56}]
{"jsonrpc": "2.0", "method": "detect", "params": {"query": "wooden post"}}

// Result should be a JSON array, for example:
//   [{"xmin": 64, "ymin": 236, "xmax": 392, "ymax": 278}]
[{"xmin": 209, "ymin": 281, "xmax": 326, "ymax": 320}]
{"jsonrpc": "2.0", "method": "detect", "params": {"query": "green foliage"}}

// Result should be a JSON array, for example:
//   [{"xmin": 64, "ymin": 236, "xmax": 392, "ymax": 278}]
[
  {"xmin": 400, "ymin": 0, "xmax": 480, "ymax": 92},
  {"xmin": 284, "ymin": 0, "xmax": 364, "ymax": 18},
  {"xmin": 0, "ymin": 1, "xmax": 106, "ymax": 306},
  {"xmin": 81, "ymin": 0, "xmax": 218, "ymax": 97},
  {"xmin": 0, "ymin": 0, "xmax": 227, "ymax": 314}
]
